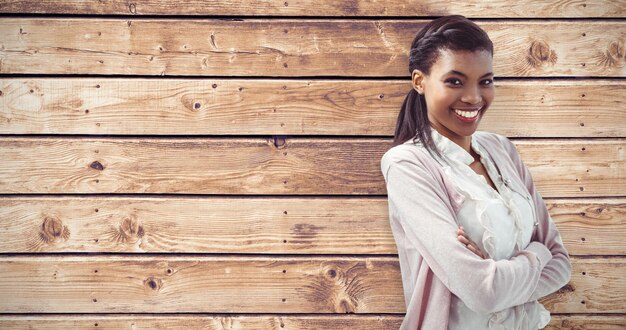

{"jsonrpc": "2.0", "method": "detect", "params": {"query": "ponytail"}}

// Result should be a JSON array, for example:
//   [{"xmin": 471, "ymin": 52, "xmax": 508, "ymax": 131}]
[{"xmin": 392, "ymin": 88, "xmax": 440, "ymax": 159}]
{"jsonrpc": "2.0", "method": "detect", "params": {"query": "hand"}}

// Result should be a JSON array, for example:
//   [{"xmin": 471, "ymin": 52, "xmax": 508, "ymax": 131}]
[{"xmin": 457, "ymin": 226, "xmax": 487, "ymax": 259}]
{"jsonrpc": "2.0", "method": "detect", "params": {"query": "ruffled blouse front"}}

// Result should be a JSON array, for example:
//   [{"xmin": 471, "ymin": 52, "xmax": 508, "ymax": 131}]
[{"xmin": 428, "ymin": 130, "xmax": 551, "ymax": 330}]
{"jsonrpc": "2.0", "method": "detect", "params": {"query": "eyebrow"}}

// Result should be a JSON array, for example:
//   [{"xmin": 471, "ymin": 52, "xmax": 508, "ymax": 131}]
[{"xmin": 446, "ymin": 70, "xmax": 494, "ymax": 79}]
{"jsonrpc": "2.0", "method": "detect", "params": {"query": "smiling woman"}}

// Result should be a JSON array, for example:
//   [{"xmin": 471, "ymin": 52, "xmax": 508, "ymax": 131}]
[
  {"xmin": 414, "ymin": 49, "xmax": 495, "ymax": 149},
  {"xmin": 381, "ymin": 15, "xmax": 572, "ymax": 330}
]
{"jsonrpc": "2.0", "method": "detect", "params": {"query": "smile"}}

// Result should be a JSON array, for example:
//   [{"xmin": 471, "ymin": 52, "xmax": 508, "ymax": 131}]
[
  {"xmin": 453, "ymin": 108, "xmax": 480, "ymax": 118},
  {"xmin": 452, "ymin": 107, "xmax": 482, "ymax": 122}
]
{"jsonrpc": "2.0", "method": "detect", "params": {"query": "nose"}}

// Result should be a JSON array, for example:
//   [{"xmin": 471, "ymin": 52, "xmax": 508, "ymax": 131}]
[{"xmin": 460, "ymin": 85, "xmax": 482, "ymax": 105}]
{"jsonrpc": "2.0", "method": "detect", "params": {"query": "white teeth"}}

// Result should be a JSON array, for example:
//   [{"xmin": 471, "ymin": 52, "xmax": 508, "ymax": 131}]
[{"xmin": 453, "ymin": 109, "xmax": 480, "ymax": 118}]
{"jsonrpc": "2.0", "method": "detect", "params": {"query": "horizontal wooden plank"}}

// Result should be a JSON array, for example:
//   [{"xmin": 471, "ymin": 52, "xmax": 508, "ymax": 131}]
[
  {"xmin": 545, "ymin": 199, "xmax": 626, "ymax": 256},
  {"xmin": 1, "ymin": 0, "xmax": 623, "ymax": 18},
  {"xmin": 1, "ymin": 78, "xmax": 623, "ymax": 137},
  {"xmin": 512, "ymin": 140, "xmax": 624, "ymax": 198},
  {"xmin": 0, "ymin": 256, "xmax": 404, "ymax": 313},
  {"xmin": 0, "ymin": 138, "xmax": 622, "ymax": 196},
  {"xmin": 0, "ymin": 256, "xmax": 621, "ymax": 313},
  {"xmin": 548, "ymin": 316, "xmax": 626, "ymax": 330},
  {"xmin": 545, "ymin": 258, "xmax": 626, "ymax": 313},
  {"xmin": 1, "ymin": 19, "xmax": 624, "ymax": 77},
  {"xmin": 0, "ymin": 315, "xmax": 624, "ymax": 330},
  {"xmin": 0, "ymin": 197, "xmax": 623, "ymax": 255},
  {"xmin": 0, "ymin": 315, "xmax": 405, "ymax": 330}
]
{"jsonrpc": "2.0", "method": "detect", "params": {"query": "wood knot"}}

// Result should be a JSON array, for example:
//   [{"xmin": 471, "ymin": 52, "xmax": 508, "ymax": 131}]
[
  {"xmin": 607, "ymin": 41, "xmax": 624, "ymax": 59},
  {"xmin": 323, "ymin": 265, "xmax": 341, "ymax": 280},
  {"xmin": 557, "ymin": 283, "xmax": 576, "ymax": 293},
  {"xmin": 180, "ymin": 94, "xmax": 207, "ymax": 112},
  {"xmin": 110, "ymin": 216, "xmax": 144, "ymax": 243},
  {"xmin": 599, "ymin": 40, "xmax": 625, "ymax": 67},
  {"xmin": 338, "ymin": 298, "xmax": 356, "ymax": 313},
  {"xmin": 291, "ymin": 223, "xmax": 322, "ymax": 240},
  {"xmin": 39, "ymin": 216, "xmax": 70, "ymax": 243},
  {"xmin": 90, "ymin": 161, "xmax": 104, "ymax": 171},
  {"xmin": 144, "ymin": 276, "xmax": 162, "ymax": 291},
  {"xmin": 527, "ymin": 40, "xmax": 558, "ymax": 67},
  {"xmin": 220, "ymin": 317, "xmax": 234, "ymax": 329},
  {"xmin": 121, "ymin": 216, "xmax": 144, "ymax": 240},
  {"xmin": 69, "ymin": 99, "xmax": 83, "ymax": 108},
  {"xmin": 273, "ymin": 135, "xmax": 287, "ymax": 148}
]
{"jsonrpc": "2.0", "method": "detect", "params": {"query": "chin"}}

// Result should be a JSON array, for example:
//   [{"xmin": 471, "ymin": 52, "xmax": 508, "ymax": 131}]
[{"xmin": 453, "ymin": 121, "xmax": 481, "ymax": 136}]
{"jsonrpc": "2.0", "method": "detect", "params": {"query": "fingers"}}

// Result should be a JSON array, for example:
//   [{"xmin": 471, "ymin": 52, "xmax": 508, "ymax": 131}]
[
  {"xmin": 456, "ymin": 228, "xmax": 470, "ymax": 244},
  {"xmin": 456, "ymin": 227, "xmax": 486, "ymax": 259},
  {"xmin": 467, "ymin": 244, "xmax": 485, "ymax": 259},
  {"xmin": 457, "ymin": 234, "xmax": 471, "ymax": 245}
]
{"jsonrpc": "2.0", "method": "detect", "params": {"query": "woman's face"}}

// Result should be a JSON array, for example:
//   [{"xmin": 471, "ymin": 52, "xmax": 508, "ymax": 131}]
[{"xmin": 413, "ymin": 49, "xmax": 495, "ymax": 146}]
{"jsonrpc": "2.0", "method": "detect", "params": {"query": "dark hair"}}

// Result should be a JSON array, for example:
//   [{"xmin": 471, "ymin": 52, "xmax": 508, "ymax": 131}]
[{"xmin": 392, "ymin": 15, "xmax": 494, "ymax": 157}]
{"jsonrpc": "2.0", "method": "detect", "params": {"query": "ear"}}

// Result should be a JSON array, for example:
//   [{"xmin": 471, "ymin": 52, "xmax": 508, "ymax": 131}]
[{"xmin": 411, "ymin": 69, "xmax": 426, "ymax": 95}]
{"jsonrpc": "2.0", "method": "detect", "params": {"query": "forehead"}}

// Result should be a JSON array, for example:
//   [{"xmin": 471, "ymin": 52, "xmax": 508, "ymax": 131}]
[{"xmin": 430, "ymin": 49, "xmax": 493, "ymax": 76}]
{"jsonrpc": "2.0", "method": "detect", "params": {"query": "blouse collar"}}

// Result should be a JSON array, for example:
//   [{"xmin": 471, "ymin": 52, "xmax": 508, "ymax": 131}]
[{"xmin": 429, "ymin": 129, "xmax": 476, "ymax": 166}]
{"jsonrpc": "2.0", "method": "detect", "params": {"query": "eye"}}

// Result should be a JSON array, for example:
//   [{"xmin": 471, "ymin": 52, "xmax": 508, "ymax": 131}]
[
  {"xmin": 445, "ymin": 78, "xmax": 462, "ymax": 86},
  {"xmin": 481, "ymin": 79, "xmax": 494, "ymax": 86}
]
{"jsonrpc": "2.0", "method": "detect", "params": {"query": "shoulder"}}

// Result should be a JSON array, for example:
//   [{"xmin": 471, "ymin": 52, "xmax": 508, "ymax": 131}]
[
  {"xmin": 474, "ymin": 130, "xmax": 512, "ymax": 149},
  {"xmin": 380, "ymin": 142, "xmax": 439, "ymax": 181},
  {"xmin": 474, "ymin": 130, "xmax": 520, "ymax": 160}
]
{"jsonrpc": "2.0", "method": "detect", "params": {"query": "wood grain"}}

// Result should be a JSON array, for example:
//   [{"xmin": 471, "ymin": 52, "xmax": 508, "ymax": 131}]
[
  {"xmin": 1, "ymin": 19, "xmax": 624, "ymax": 77},
  {"xmin": 0, "ymin": 197, "xmax": 623, "ymax": 255},
  {"xmin": 546, "ymin": 199, "xmax": 626, "ymax": 256},
  {"xmin": 544, "ymin": 258, "xmax": 626, "ymax": 314},
  {"xmin": 0, "ymin": 0, "xmax": 622, "ymax": 326},
  {"xmin": 547, "ymin": 315, "xmax": 626, "ymax": 330},
  {"xmin": 0, "ymin": 256, "xmax": 405, "ymax": 313},
  {"xmin": 0, "ymin": 315, "xmax": 404, "ymax": 330},
  {"xmin": 0, "ymin": 256, "xmax": 621, "ymax": 313},
  {"xmin": 1, "ymin": 0, "xmax": 623, "ymax": 17},
  {"xmin": 0, "ymin": 138, "xmax": 623, "ymax": 196},
  {"xmin": 0, "ymin": 314, "xmax": 624, "ymax": 329},
  {"xmin": 1, "ymin": 78, "xmax": 623, "ymax": 137},
  {"xmin": 513, "ymin": 140, "xmax": 625, "ymax": 198}
]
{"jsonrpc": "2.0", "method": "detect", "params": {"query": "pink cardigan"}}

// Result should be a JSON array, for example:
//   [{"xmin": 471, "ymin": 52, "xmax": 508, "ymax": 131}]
[{"xmin": 381, "ymin": 131, "xmax": 571, "ymax": 329}]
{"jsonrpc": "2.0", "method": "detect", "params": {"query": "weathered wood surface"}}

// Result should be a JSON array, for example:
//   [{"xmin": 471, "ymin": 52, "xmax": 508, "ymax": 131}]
[
  {"xmin": 0, "ymin": 314, "xmax": 624, "ymax": 330},
  {"xmin": 547, "ymin": 316, "xmax": 626, "ymax": 330},
  {"xmin": 1, "ymin": 19, "xmax": 624, "ymax": 77},
  {"xmin": 546, "ymin": 199, "xmax": 626, "ymax": 256},
  {"xmin": 0, "ymin": 256, "xmax": 621, "ymax": 313},
  {"xmin": 0, "ymin": 138, "xmax": 622, "ymax": 196},
  {"xmin": 0, "ymin": 256, "xmax": 404, "ymax": 313},
  {"xmin": 1, "ymin": 78, "xmax": 623, "ymax": 137},
  {"xmin": 0, "ymin": 138, "xmax": 623, "ymax": 196},
  {"xmin": 1, "ymin": 0, "xmax": 624, "ymax": 17},
  {"xmin": 544, "ymin": 258, "xmax": 626, "ymax": 314},
  {"xmin": 0, "ymin": 197, "xmax": 623, "ymax": 255}
]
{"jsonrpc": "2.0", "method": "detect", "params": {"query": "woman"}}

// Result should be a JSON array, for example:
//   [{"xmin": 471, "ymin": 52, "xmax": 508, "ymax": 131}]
[{"xmin": 380, "ymin": 15, "xmax": 571, "ymax": 329}]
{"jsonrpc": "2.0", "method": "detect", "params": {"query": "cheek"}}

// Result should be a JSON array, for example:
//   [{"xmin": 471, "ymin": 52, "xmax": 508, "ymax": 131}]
[
  {"xmin": 483, "ymin": 88, "xmax": 495, "ymax": 104},
  {"xmin": 426, "ymin": 86, "xmax": 453, "ymax": 108}
]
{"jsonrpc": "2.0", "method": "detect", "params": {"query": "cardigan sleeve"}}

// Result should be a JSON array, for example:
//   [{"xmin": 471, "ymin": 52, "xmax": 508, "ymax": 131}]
[
  {"xmin": 497, "ymin": 136, "xmax": 572, "ymax": 301},
  {"xmin": 382, "ymin": 147, "xmax": 554, "ymax": 314}
]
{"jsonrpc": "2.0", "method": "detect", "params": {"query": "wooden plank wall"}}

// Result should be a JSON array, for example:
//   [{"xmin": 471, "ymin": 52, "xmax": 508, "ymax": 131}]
[{"xmin": 0, "ymin": 1, "xmax": 624, "ymax": 329}]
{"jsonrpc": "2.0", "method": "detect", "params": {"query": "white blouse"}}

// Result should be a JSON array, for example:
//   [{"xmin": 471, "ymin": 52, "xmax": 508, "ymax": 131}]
[{"xmin": 428, "ymin": 130, "xmax": 551, "ymax": 330}]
